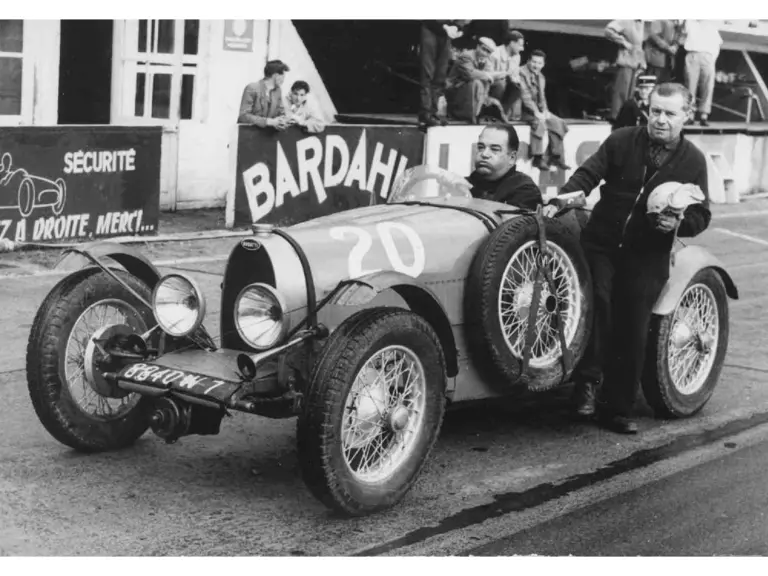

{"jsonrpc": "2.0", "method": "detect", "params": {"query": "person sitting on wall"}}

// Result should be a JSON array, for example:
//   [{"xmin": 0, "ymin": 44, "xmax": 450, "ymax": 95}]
[
  {"xmin": 489, "ymin": 29, "xmax": 525, "ymax": 121},
  {"xmin": 466, "ymin": 125, "xmax": 543, "ymax": 210},
  {"xmin": 445, "ymin": 37, "xmax": 509, "ymax": 124},
  {"xmin": 613, "ymin": 74, "xmax": 657, "ymax": 130},
  {"xmin": 285, "ymin": 80, "xmax": 326, "ymax": 133},
  {"xmin": 519, "ymin": 49, "xmax": 570, "ymax": 171},
  {"xmin": 237, "ymin": 59, "xmax": 291, "ymax": 130}
]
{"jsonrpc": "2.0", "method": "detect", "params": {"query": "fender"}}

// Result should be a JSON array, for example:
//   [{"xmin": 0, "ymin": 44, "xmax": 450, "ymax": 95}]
[
  {"xmin": 331, "ymin": 270, "xmax": 459, "ymax": 377},
  {"xmin": 55, "ymin": 241, "xmax": 162, "ymax": 291},
  {"xmin": 652, "ymin": 245, "xmax": 739, "ymax": 316}
]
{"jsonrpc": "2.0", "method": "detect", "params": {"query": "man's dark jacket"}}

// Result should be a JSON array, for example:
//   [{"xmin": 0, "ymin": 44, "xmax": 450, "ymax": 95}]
[
  {"xmin": 467, "ymin": 166, "xmax": 543, "ymax": 210},
  {"xmin": 560, "ymin": 126, "xmax": 711, "ymax": 253}
]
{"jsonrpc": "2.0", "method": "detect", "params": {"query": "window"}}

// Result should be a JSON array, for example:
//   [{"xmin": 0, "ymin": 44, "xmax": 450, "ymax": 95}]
[
  {"xmin": 120, "ymin": 19, "xmax": 201, "ymax": 123},
  {"xmin": 0, "ymin": 19, "xmax": 23, "ymax": 116}
]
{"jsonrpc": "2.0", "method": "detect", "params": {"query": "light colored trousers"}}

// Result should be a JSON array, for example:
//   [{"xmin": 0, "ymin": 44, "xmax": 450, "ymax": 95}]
[{"xmin": 685, "ymin": 51, "xmax": 716, "ymax": 115}]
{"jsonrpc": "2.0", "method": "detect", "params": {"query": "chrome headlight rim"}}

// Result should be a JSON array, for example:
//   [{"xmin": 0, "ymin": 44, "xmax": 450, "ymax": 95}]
[
  {"xmin": 234, "ymin": 282, "xmax": 288, "ymax": 350},
  {"xmin": 151, "ymin": 272, "xmax": 207, "ymax": 338}
]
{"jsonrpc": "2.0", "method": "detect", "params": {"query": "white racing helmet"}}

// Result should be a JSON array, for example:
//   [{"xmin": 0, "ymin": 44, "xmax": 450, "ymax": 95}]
[{"xmin": 646, "ymin": 181, "xmax": 706, "ymax": 215}]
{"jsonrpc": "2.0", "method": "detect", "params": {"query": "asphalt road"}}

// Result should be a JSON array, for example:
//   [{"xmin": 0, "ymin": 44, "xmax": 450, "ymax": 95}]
[
  {"xmin": 469, "ymin": 432, "xmax": 768, "ymax": 556},
  {"xmin": 1, "ymin": 200, "xmax": 768, "ymax": 556}
]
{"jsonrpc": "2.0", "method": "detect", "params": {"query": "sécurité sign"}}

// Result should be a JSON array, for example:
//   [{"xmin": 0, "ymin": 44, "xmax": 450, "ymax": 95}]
[{"xmin": 0, "ymin": 126, "xmax": 161, "ymax": 244}]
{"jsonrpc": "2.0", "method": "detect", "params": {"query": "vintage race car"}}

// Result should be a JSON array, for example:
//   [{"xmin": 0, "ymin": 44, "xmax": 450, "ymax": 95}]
[{"xmin": 26, "ymin": 165, "xmax": 738, "ymax": 517}]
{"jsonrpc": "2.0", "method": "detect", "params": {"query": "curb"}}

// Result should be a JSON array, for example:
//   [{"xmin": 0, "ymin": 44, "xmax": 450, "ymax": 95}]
[{"xmin": 11, "ymin": 228, "xmax": 253, "ymax": 251}]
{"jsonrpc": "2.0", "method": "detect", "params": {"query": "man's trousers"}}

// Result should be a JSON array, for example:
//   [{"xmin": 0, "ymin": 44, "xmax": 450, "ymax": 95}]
[
  {"xmin": 419, "ymin": 25, "xmax": 452, "ymax": 122},
  {"xmin": 573, "ymin": 242, "xmax": 670, "ymax": 417}
]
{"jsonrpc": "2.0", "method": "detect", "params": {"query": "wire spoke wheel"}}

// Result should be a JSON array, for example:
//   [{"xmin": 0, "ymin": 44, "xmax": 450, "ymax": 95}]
[
  {"xmin": 341, "ymin": 345, "xmax": 427, "ymax": 484},
  {"xmin": 666, "ymin": 283, "xmax": 719, "ymax": 395},
  {"xmin": 498, "ymin": 240, "xmax": 581, "ymax": 368},
  {"xmin": 643, "ymin": 268, "xmax": 730, "ymax": 419},
  {"xmin": 298, "ymin": 307, "xmax": 446, "ymax": 516},
  {"xmin": 64, "ymin": 298, "xmax": 147, "ymax": 421},
  {"xmin": 27, "ymin": 268, "xmax": 155, "ymax": 452}
]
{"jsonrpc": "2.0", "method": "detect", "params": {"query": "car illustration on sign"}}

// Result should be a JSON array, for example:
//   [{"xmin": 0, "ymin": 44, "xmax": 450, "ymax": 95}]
[
  {"xmin": 0, "ymin": 152, "xmax": 67, "ymax": 218},
  {"xmin": 26, "ymin": 165, "xmax": 738, "ymax": 517}
]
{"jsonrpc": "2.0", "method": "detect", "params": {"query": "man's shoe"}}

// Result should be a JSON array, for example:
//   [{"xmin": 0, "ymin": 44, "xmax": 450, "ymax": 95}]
[
  {"xmin": 532, "ymin": 155, "xmax": 550, "ymax": 171},
  {"xmin": 550, "ymin": 156, "xmax": 572, "ymax": 171},
  {"xmin": 571, "ymin": 380, "xmax": 597, "ymax": 418},
  {"xmin": 597, "ymin": 413, "xmax": 638, "ymax": 435}
]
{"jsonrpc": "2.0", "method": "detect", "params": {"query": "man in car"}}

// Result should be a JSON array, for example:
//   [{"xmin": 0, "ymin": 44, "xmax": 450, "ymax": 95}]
[
  {"xmin": 466, "ymin": 125, "xmax": 543, "ymax": 210},
  {"xmin": 555, "ymin": 82, "xmax": 711, "ymax": 434}
]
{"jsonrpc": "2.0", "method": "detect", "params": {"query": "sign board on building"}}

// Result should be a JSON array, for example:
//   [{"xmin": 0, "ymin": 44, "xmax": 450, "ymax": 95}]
[
  {"xmin": 234, "ymin": 125, "xmax": 426, "ymax": 226},
  {"xmin": 223, "ymin": 20, "xmax": 254, "ymax": 52},
  {"xmin": 0, "ymin": 126, "xmax": 161, "ymax": 244}
]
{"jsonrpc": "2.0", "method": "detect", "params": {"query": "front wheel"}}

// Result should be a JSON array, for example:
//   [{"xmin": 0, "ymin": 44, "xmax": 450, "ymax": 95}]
[
  {"xmin": 643, "ymin": 268, "xmax": 730, "ymax": 418},
  {"xmin": 26, "ymin": 267, "xmax": 156, "ymax": 452},
  {"xmin": 297, "ymin": 307, "xmax": 447, "ymax": 516}
]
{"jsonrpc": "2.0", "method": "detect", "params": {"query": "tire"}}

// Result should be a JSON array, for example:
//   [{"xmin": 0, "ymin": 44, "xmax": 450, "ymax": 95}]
[
  {"xmin": 642, "ymin": 268, "xmax": 730, "ymax": 418},
  {"xmin": 297, "ymin": 307, "xmax": 446, "ymax": 516},
  {"xmin": 26, "ymin": 267, "xmax": 156, "ymax": 452},
  {"xmin": 465, "ymin": 215, "xmax": 593, "ymax": 391}
]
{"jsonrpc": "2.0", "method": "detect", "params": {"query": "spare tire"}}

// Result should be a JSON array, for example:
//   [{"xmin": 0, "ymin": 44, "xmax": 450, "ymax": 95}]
[{"xmin": 465, "ymin": 215, "xmax": 593, "ymax": 392}]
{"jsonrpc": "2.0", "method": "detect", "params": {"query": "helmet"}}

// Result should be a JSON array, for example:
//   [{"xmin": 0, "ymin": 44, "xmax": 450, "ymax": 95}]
[{"xmin": 646, "ymin": 181, "xmax": 706, "ymax": 215}]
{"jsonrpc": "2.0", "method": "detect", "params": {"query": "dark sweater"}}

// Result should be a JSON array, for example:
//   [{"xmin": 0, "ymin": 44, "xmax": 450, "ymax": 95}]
[
  {"xmin": 467, "ymin": 166, "xmax": 543, "ymax": 210},
  {"xmin": 560, "ymin": 126, "xmax": 711, "ymax": 253}
]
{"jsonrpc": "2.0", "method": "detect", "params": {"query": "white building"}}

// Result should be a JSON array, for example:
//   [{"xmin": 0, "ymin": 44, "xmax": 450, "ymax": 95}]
[{"xmin": 0, "ymin": 19, "xmax": 336, "ymax": 211}]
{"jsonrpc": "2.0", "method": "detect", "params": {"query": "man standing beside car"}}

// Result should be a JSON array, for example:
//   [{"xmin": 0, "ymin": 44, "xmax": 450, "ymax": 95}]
[
  {"xmin": 466, "ymin": 125, "xmax": 543, "ymax": 210},
  {"xmin": 553, "ymin": 82, "xmax": 711, "ymax": 434}
]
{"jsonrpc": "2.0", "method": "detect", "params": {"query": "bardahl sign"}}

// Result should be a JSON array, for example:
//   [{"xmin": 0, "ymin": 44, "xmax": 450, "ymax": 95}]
[
  {"xmin": 0, "ymin": 126, "xmax": 161, "ymax": 244},
  {"xmin": 234, "ymin": 125, "xmax": 426, "ymax": 227}
]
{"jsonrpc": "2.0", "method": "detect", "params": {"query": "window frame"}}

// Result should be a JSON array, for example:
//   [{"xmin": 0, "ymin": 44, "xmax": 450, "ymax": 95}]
[
  {"xmin": 0, "ymin": 20, "xmax": 34, "ymax": 126},
  {"xmin": 112, "ymin": 19, "xmax": 206, "ymax": 126}
]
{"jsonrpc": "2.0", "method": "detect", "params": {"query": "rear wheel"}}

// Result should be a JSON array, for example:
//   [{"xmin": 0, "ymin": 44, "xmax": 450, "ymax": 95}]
[
  {"xmin": 297, "ymin": 307, "xmax": 446, "ymax": 516},
  {"xmin": 26, "ymin": 268, "xmax": 155, "ymax": 452},
  {"xmin": 643, "ymin": 269, "xmax": 729, "ymax": 418}
]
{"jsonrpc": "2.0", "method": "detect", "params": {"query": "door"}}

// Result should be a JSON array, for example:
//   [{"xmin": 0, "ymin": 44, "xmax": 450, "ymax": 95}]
[{"xmin": 112, "ymin": 19, "xmax": 206, "ymax": 210}]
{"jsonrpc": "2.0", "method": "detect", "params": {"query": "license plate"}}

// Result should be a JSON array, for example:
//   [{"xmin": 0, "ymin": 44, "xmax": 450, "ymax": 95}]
[{"xmin": 118, "ymin": 362, "xmax": 242, "ymax": 402}]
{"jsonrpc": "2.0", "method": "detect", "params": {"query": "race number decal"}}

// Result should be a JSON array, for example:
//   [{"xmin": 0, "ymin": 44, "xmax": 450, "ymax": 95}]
[{"xmin": 329, "ymin": 222, "xmax": 426, "ymax": 279}]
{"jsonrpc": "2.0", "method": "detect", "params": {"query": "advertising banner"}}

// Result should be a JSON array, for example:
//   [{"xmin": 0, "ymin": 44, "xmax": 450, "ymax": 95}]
[
  {"xmin": 234, "ymin": 125, "xmax": 426, "ymax": 227},
  {"xmin": 0, "ymin": 126, "xmax": 161, "ymax": 244}
]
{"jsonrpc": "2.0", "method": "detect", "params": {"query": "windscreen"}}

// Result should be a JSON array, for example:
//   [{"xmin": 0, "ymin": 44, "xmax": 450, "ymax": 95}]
[{"xmin": 387, "ymin": 165, "xmax": 473, "ymax": 204}]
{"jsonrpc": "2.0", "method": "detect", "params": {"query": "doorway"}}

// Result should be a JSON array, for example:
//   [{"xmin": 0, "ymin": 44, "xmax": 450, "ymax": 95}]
[{"xmin": 58, "ymin": 20, "xmax": 113, "ymax": 124}]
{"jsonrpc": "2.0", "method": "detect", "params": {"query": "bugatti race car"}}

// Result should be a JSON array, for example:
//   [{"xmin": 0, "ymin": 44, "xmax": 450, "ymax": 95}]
[{"xmin": 26, "ymin": 165, "xmax": 738, "ymax": 516}]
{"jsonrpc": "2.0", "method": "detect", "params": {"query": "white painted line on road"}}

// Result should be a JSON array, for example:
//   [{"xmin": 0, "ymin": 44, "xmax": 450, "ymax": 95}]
[
  {"xmin": 716, "ymin": 209, "xmax": 768, "ymax": 220},
  {"xmin": 1, "ymin": 254, "xmax": 229, "ymax": 281},
  {"xmin": 712, "ymin": 228, "xmax": 768, "ymax": 247}
]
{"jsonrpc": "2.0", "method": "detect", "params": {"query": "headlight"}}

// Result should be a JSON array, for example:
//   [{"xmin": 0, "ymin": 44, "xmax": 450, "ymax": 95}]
[
  {"xmin": 151, "ymin": 273, "xmax": 206, "ymax": 337},
  {"xmin": 234, "ymin": 283, "xmax": 287, "ymax": 350}
]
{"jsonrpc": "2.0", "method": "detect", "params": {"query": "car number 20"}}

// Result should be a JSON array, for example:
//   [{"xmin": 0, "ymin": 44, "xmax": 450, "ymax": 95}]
[{"xmin": 330, "ymin": 222, "xmax": 426, "ymax": 279}]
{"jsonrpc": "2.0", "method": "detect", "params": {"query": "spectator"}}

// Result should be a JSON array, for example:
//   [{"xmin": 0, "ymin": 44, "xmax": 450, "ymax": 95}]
[
  {"xmin": 604, "ymin": 19, "xmax": 647, "ymax": 122},
  {"xmin": 238, "ymin": 59, "xmax": 290, "ymax": 130},
  {"xmin": 519, "ymin": 49, "xmax": 570, "ymax": 171},
  {"xmin": 467, "ymin": 125, "xmax": 542, "ymax": 210},
  {"xmin": 613, "ymin": 74, "xmax": 656, "ymax": 130},
  {"xmin": 644, "ymin": 20, "xmax": 678, "ymax": 82},
  {"xmin": 285, "ymin": 80, "xmax": 326, "ymax": 133},
  {"xmin": 445, "ymin": 37, "xmax": 508, "ymax": 124},
  {"xmin": 489, "ymin": 29, "xmax": 525, "ymax": 121},
  {"xmin": 418, "ymin": 20, "xmax": 470, "ymax": 129},
  {"xmin": 682, "ymin": 19, "xmax": 722, "ymax": 126}
]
